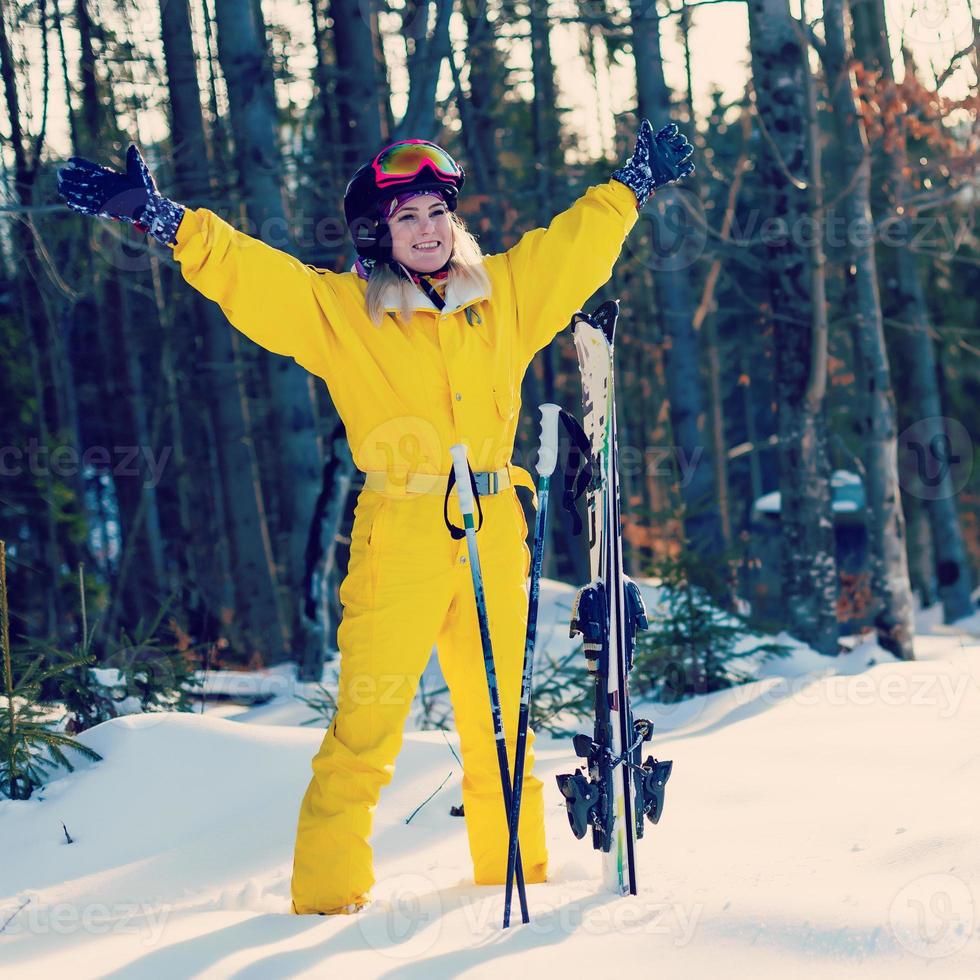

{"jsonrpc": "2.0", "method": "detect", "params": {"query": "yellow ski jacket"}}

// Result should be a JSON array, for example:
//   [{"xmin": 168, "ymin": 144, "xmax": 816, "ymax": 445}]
[{"xmin": 171, "ymin": 180, "xmax": 638, "ymax": 486}]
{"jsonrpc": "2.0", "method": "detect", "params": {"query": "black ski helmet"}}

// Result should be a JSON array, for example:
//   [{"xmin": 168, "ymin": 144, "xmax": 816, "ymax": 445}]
[{"xmin": 344, "ymin": 139, "xmax": 465, "ymax": 261}]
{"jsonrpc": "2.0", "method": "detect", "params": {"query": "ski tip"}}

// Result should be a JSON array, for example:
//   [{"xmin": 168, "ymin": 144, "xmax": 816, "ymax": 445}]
[
  {"xmin": 592, "ymin": 301, "xmax": 619, "ymax": 343},
  {"xmin": 569, "ymin": 301, "xmax": 620, "ymax": 344}
]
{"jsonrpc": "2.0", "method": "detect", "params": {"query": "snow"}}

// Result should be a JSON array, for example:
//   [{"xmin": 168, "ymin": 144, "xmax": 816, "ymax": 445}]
[
  {"xmin": 754, "ymin": 469, "xmax": 867, "ymax": 517},
  {"xmin": 2, "ymin": 583, "xmax": 979, "ymax": 977}
]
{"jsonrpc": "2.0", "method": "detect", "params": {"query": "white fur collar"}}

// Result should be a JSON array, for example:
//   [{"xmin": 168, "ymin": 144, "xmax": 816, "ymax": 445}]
[{"xmin": 377, "ymin": 273, "xmax": 489, "ymax": 314}]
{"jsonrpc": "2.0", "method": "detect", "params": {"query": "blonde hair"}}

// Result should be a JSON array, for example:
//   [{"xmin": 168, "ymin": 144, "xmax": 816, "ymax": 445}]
[{"xmin": 365, "ymin": 212, "xmax": 491, "ymax": 325}]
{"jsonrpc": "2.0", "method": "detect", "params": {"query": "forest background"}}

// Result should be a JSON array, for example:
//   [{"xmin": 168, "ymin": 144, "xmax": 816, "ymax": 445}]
[{"xmin": 0, "ymin": 0, "xmax": 976, "ymax": 687}]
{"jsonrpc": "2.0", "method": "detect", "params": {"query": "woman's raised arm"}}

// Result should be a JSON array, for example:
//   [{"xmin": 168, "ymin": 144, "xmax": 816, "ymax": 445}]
[
  {"xmin": 170, "ymin": 207, "xmax": 339, "ymax": 373},
  {"xmin": 503, "ymin": 120, "xmax": 694, "ymax": 364},
  {"xmin": 58, "ymin": 144, "xmax": 341, "ymax": 377}
]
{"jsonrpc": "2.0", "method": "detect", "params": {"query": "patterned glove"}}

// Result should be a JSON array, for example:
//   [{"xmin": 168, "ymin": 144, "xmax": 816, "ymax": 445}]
[
  {"xmin": 611, "ymin": 119, "xmax": 695, "ymax": 209},
  {"xmin": 57, "ymin": 143, "xmax": 185, "ymax": 246}
]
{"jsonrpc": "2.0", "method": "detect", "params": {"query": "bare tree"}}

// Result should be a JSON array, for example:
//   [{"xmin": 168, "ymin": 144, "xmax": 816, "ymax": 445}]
[
  {"xmin": 396, "ymin": 0, "xmax": 453, "ymax": 140},
  {"xmin": 73, "ymin": 0, "xmax": 102, "ymax": 155},
  {"xmin": 850, "ymin": 0, "xmax": 975, "ymax": 622},
  {"xmin": 818, "ymin": 0, "xmax": 915, "ymax": 658},
  {"xmin": 692, "ymin": 101, "xmax": 754, "ymax": 553},
  {"xmin": 1, "ymin": 0, "xmax": 99, "ymax": 634},
  {"xmin": 299, "ymin": 0, "xmax": 391, "ymax": 680},
  {"xmin": 629, "ymin": 0, "xmax": 724, "ymax": 558},
  {"xmin": 457, "ymin": 0, "xmax": 506, "ymax": 251},
  {"xmin": 213, "ymin": 0, "xmax": 326, "ymax": 663},
  {"xmin": 747, "ymin": 0, "xmax": 840, "ymax": 654},
  {"xmin": 329, "ymin": 0, "xmax": 388, "ymax": 173},
  {"xmin": 160, "ymin": 0, "xmax": 291, "ymax": 663}
]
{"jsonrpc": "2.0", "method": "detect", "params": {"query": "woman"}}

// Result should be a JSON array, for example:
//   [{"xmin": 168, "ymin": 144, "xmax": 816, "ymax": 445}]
[{"xmin": 57, "ymin": 122, "xmax": 694, "ymax": 915}]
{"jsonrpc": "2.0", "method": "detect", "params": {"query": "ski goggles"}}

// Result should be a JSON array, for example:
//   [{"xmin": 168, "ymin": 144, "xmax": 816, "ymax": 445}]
[{"xmin": 372, "ymin": 141, "xmax": 462, "ymax": 189}]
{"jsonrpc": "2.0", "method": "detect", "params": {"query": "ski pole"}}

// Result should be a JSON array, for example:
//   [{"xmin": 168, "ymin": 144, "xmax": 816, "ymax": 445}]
[
  {"xmin": 448, "ymin": 443, "xmax": 530, "ymax": 926},
  {"xmin": 503, "ymin": 404, "xmax": 560, "ymax": 928}
]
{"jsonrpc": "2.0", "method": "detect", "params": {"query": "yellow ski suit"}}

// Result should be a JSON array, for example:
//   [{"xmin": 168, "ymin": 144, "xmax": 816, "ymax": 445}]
[{"xmin": 171, "ymin": 179, "xmax": 639, "ymax": 914}]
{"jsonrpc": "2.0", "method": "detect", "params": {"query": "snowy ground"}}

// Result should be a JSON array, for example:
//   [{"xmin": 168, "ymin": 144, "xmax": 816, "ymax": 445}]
[{"xmin": 2, "ymin": 582, "xmax": 979, "ymax": 978}]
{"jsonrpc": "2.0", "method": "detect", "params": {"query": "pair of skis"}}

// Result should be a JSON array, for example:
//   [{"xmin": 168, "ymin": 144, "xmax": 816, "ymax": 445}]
[
  {"xmin": 449, "ymin": 301, "xmax": 671, "ymax": 927},
  {"xmin": 556, "ymin": 302, "xmax": 672, "ymax": 896}
]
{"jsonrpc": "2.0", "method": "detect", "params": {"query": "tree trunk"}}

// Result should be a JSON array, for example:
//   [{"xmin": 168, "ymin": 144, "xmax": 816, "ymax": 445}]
[
  {"xmin": 629, "ymin": 0, "xmax": 723, "ymax": 558},
  {"xmin": 212, "ymin": 0, "xmax": 325, "ymax": 664},
  {"xmin": 200, "ymin": 0, "xmax": 230, "ymax": 177},
  {"xmin": 94, "ymin": 270, "xmax": 166, "ymax": 633},
  {"xmin": 904, "ymin": 496, "xmax": 937, "ymax": 607},
  {"xmin": 528, "ymin": 0, "xmax": 562, "ymax": 405},
  {"xmin": 459, "ymin": 0, "xmax": 506, "ymax": 251},
  {"xmin": 1, "ymin": 0, "xmax": 94, "ymax": 635},
  {"xmin": 329, "ymin": 0, "xmax": 387, "ymax": 173},
  {"xmin": 160, "ymin": 0, "xmax": 291, "ymax": 662},
  {"xmin": 850, "ymin": 0, "xmax": 975, "ymax": 622},
  {"xmin": 691, "ymin": 106, "xmax": 753, "ymax": 552},
  {"xmin": 396, "ymin": 0, "xmax": 453, "ymax": 141},
  {"xmin": 309, "ymin": 0, "xmax": 342, "ymax": 193},
  {"xmin": 53, "ymin": 0, "xmax": 78, "ymax": 152},
  {"xmin": 305, "ymin": 0, "xmax": 389, "ymax": 678},
  {"xmin": 821, "ymin": 0, "xmax": 915, "ymax": 658},
  {"xmin": 73, "ymin": 0, "xmax": 102, "ymax": 155},
  {"xmin": 747, "ymin": 0, "xmax": 839, "ymax": 654}
]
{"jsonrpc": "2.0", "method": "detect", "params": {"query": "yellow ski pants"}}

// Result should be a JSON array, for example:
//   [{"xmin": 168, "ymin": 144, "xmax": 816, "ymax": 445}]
[{"xmin": 290, "ymin": 482, "xmax": 548, "ymax": 914}]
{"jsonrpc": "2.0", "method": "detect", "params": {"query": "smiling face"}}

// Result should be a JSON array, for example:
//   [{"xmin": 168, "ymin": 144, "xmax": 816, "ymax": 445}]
[{"xmin": 388, "ymin": 194, "xmax": 455, "ymax": 273}]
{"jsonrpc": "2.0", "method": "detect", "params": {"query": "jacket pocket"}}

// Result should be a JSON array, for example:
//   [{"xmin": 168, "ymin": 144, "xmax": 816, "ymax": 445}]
[
  {"xmin": 341, "ymin": 494, "xmax": 389, "ymax": 605},
  {"xmin": 493, "ymin": 369, "xmax": 519, "ymax": 422}
]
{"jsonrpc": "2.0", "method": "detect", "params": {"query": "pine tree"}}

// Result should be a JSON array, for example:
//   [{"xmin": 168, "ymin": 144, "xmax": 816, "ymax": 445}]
[
  {"xmin": 0, "ymin": 541, "xmax": 101, "ymax": 801},
  {"xmin": 35, "ymin": 565, "xmax": 116, "ymax": 733},
  {"xmin": 106, "ymin": 598, "xmax": 201, "ymax": 715},
  {"xmin": 635, "ymin": 548, "xmax": 789, "ymax": 701}
]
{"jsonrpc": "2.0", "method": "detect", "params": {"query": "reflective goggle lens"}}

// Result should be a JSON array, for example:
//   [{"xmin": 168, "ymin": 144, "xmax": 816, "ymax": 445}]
[{"xmin": 373, "ymin": 143, "xmax": 461, "ymax": 186}]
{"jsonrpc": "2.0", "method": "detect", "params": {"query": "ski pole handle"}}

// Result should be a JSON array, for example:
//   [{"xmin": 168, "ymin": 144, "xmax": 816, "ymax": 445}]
[
  {"xmin": 449, "ymin": 444, "xmax": 476, "ymax": 519},
  {"xmin": 536, "ymin": 404, "xmax": 561, "ymax": 477}
]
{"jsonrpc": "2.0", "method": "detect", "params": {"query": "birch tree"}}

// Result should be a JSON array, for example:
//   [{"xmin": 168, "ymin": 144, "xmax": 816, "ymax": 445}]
[
  {"xmin": 850, "ymin": 0, "xmax": 975, "ymax": 622},
  {"xmin": 747, "ymin": 0, "xmax": 839, "ymax": 654},
  {"xmin": 818, "ymin": 0, "xmax": 915, "ymax": 657}
]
